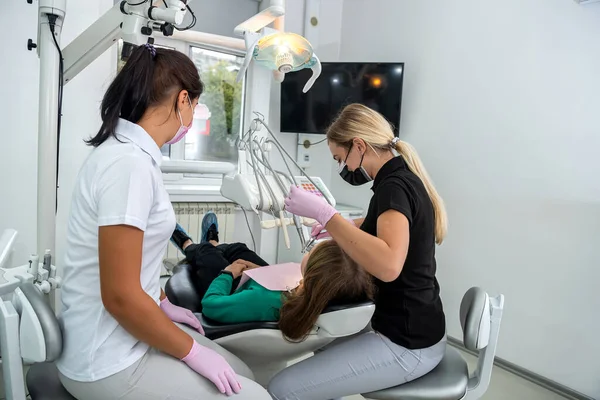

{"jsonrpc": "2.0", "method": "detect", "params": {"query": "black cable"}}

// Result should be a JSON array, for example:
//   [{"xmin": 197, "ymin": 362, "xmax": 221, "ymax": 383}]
[
  {"xmin": 162, "ymin": 0, "xmax": 168, "ymax": 6},
  {"xmin": 297, "ymin": 137, "xmax": 327, "ymax": 146},
  {"xmin": 175, "ymin": 4, "xmax": 196, "ymax": 31},
  {"xmin": 241, "ymin": 208, "xmax": 256, "ymax": 252},
  {"xmin": 48, "ymin": 16, "xmax": 64, "ymax": 215},
  {"xmin": 126, "ymin": 0, "xmax": 148, "ymax": 6}
]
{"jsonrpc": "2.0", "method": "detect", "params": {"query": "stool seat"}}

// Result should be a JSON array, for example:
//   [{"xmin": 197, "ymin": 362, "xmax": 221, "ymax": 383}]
[
  {"xmin": 26, "ymin": 362, "xmax": 76, "ymax": 400},
  {"xmin": 363, "ymin": 347, "xmax": 469, "ymax": 400}
]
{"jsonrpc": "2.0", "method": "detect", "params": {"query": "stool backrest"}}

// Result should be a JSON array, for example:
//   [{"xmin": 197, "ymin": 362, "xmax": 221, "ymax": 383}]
[
  {"xmin": 20, "ymin": 282, "xmax": 63, "ymax": 362},
  {"xmin": 460, "ymin": 287, "xmax": 490, "ymax": 351},
  {"xmin": 459, "ymin": 287, "xmax": 505, "ymax": 400}
]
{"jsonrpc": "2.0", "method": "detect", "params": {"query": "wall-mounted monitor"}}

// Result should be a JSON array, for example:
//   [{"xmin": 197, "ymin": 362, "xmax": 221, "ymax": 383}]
[{"xmin": 280, "ymin": 62, "xmax": 404, "ymax": 135}]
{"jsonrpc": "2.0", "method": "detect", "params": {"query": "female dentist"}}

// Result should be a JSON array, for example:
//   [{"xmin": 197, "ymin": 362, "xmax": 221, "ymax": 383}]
[
  {"xmin": 269, "ymin": 103, "xmax": 449, "ymax": 399},
  {"xmin": 56, "ymin": 44, "xmax": 270, "ymax": 400}
]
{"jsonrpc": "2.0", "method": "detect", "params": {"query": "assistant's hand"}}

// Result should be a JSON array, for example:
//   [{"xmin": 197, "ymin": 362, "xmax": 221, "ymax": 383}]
[
  {"xmin": 284, "ymin": 185, "xmax": 338, "ymax": 227},
  {"xmin": 224, "ymin": 262, "xmax": 248, "ymax": 279},
  {"xmin": 182, "ymin": 341, "xmax": 241, "ymax": 396},
  {"xmin": 160, "ymin": 297, "xmax": 205, "ymax": 335},
  {"xmin": 311, "ymin": 218, "xmax": 355, "ymax": 239}
]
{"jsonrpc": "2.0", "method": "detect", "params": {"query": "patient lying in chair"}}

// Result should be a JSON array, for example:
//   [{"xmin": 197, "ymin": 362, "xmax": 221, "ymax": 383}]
[{"xmin": 170, "ymin": 212, "xmax": 374, "ymax": 342}]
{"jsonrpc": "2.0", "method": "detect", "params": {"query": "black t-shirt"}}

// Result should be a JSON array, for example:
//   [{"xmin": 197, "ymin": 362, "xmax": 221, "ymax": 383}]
[{"xmin": 361, "ymin": 156, "xmax": 446, "ymax": 349}]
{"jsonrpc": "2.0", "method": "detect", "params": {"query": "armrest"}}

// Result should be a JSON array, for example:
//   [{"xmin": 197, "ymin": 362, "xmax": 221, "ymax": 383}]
[
  {"xmin": 199, "ymin": 314, "xmax": 279, "ymax": 340},
  {"xmin": 199, "ymin": 300, "xmax": 375, "ymax": 340},
  {"xmin": 322, "ymin": 299, "xmax": 374, "ymax": 314}
]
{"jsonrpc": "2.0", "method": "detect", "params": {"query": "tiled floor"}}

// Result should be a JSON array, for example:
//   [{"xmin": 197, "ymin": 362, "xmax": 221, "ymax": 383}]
[{"xmin": 342, "ymin": 349, "xmax": 566, "ymax": 400}]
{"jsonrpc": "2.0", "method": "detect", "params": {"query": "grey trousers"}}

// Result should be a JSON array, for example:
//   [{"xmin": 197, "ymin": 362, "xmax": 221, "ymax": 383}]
[
  {"xmin": 268, "ymin": 329, "xmax": 447, "ymax": 400},
  {"xmin": 58, "ymin": 324, "xmax": 271, "ymax": 400}
]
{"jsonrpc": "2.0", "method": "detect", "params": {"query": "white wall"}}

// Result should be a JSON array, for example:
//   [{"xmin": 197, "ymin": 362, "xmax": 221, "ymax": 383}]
[
  {"xmin": 339, "ymin": 0, "xmax": 600, "ymax": 397},
  {"xmin": 0, "ymin": 2, "xmax": 40, "ymax": 266}
]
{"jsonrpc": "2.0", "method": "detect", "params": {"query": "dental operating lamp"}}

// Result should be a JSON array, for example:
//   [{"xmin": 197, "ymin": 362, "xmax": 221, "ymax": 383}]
[{"xmin": 234, "ymin": 0, "xmax": 322, "ymax": 92}]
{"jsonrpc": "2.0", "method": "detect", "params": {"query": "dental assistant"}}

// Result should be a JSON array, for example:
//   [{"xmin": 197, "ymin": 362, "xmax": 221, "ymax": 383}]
[
  {"xmin": 56, "ymin": 44, "xmax": 270, "ymax": 400},
  {"xmin": 270, "ymin": 103, "xmax": 449, "ymax": 399}
]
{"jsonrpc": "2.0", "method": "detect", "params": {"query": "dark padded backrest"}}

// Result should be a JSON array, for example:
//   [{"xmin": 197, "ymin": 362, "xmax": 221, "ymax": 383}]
[
  {"xmin": 459, "ymin": 286, "xmax": 488, "ymax": 351},
  {"xmin": 21, "ymin": 283, "xmax": 62, "ymax": 361},
  {"xmin": 165, "ymin": 263, "xmax": 203, "ymax": 313}
]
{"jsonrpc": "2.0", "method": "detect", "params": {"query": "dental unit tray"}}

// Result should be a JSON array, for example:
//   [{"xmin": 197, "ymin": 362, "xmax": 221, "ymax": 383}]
[
  {"xmin": 221, "ymin": 175, "xmax": 335, "ymax": 217},
  {"xmin": 220, "ymin": 113, "xmax": 335, "ymax": 251}
]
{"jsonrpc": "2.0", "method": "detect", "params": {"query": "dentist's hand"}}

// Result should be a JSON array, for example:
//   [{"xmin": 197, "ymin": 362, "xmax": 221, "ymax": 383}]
[
  {"xmin": 284, "ymin": 185, "xmax": 338, "ymax": 227},
  {"xmin": 311, "ymin": 218, "xmax": 355, "ymax": 239},
  {"xmin": 182, "ymin": 340, "xmax": 241, "ymax": 396},
  {"xmin": 160, "ymin": 297, "xmax": 205, "ymax": 335}
]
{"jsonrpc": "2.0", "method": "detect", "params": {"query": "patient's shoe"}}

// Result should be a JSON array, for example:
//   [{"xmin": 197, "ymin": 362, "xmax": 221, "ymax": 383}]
[
  {"xmin": 201, "ymin": 212, "xmax": 220, "ymax": 243},
  {"xmin": 171, "ymin": 223, "xmax": 192, "ymax": 253}
]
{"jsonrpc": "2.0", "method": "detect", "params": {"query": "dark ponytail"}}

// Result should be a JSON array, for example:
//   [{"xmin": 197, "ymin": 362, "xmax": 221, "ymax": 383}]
[{"xmin": 86, "ymin": 44, "xmax": 203, "ymax": 147}]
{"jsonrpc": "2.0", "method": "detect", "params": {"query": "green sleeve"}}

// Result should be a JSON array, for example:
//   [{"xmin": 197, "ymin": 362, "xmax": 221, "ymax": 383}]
[
  {"xmin": 203, "ymin": 273, "xmax": 235, "ymax": 299},
  {"xmin": 202, "ymin": 277, "xmax": 281, "ymax": 324}
]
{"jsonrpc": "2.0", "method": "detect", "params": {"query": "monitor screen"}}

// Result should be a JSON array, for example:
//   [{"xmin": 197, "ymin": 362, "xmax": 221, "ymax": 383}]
[{"xmin": 280, "ymin": 62, "xmax": 404, "ymax": 135}]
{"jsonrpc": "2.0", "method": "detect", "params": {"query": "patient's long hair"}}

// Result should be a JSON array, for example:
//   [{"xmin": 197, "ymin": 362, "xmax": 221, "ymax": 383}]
[{"xmin": 278, "ymin": 240, "xmax": 375, "ymax": 342}]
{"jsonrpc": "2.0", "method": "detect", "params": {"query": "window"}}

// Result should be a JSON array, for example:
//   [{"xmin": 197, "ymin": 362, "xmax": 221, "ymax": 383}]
[
  {"xmin": 183, "ymin": 47, "xmax": 244, "ymax": 167},
  {"xmin": 114, "ymin": 39, "xmax": 245, "ymax": 186}
]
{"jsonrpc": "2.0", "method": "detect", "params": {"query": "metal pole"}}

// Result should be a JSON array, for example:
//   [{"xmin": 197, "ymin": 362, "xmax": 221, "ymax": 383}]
[{"xmin": 36, "ymin": 7, "xmax": 64, "ymax": 258}]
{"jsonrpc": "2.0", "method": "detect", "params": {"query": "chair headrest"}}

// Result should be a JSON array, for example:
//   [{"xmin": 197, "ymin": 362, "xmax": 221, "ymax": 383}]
[{"xmin": 459, "ymin": 286, "xmax": 491, "ymax": 351}]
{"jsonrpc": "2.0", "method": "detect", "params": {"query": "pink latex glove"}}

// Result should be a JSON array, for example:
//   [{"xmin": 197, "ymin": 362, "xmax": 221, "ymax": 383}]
[
  {"xmin": 160, "ymin": 297, "xmax": 205, "ymax": 335},
  {"xmin": 311, "ymin": 218, "xmax": 355, "ymax": 239},
  {"xmin": 182, "ymin": 341, "xmax": 241, "ymax": 396},
  {"xmin": 284, "ymin": 185, "xmax": 338, "ymax": 227}
]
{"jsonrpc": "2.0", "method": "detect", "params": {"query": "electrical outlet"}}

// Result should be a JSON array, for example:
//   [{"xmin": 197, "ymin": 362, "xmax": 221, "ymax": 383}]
[
  {"xmin": 297, "ymin": 143, "xmax": 311, "ymax": 168},
  {"xmin": 297, "ymin": 133, "xmax": 322, "ymax": 168}
]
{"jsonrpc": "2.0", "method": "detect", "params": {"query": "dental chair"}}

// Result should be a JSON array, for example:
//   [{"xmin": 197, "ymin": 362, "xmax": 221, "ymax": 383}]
[
  {"xmin": 4, "ymin": 282, "xmax": 75, "ymax": 400},
  {"xmin": 362, "ymin": 287, "xmax": 505, "ymax": 400},
  {"xmin": 165, "ymin": 261, "xmax": 376, "ymax": 386}
]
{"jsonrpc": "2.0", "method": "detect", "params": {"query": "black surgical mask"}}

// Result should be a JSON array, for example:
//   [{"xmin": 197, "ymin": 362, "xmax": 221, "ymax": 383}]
[{"xmin": 338, "ymin": 144, "xmax": 373, "ymax": 186}]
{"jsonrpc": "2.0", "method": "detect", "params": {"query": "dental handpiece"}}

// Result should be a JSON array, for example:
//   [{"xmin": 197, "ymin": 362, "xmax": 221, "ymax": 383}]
[
  {"xmin": 43, "ymin": 250, "xmax": 52, "ymax": 275},
  {"xmin": 293, "ymin": 214, "xmax": 306, "ymax": 248}
]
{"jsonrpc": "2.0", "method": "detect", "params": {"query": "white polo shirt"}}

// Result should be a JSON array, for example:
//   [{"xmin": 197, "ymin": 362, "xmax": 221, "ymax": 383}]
[{"xmin": 56, "ymin": 119, "xmax": 176, "ymax": 382}]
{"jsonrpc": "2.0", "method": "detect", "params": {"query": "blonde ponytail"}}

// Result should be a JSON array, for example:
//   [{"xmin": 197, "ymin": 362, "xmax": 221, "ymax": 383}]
[
  {"xmin": 395, "ymin": 140, "xmax": 447, "ymax": 244},
  {"xmin": 327, "ymin": 103, "xmax": 448, "ymax": 245}
]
